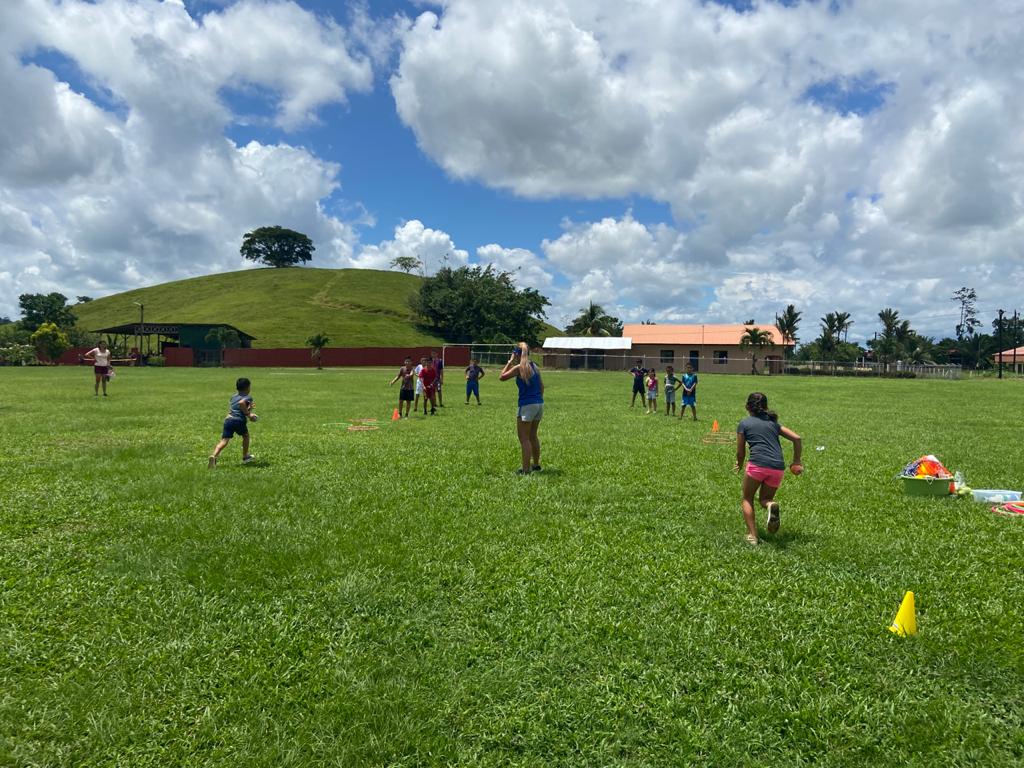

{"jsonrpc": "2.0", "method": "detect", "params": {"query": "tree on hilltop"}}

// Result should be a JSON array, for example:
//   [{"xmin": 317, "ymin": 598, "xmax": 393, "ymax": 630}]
[
  {"xmin": 390, "ymin": 255, "xmax": 422, "ymax": 274},
  {"xmin": 240, "ymin": 226, "xmax": 315, "ymax": 268}
]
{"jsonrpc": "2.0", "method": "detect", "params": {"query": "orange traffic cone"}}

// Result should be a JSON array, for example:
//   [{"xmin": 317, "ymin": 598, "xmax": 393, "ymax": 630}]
[
  {"xmin": 712, "ymin": 419, "xmax": 720, "ymax": 433},
  {"xmin": 392, "ymin": 408, "xmax": 400, "ymax": 421}
]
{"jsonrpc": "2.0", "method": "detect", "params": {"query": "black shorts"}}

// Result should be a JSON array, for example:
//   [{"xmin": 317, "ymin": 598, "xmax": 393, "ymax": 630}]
[
  {"xmin": 632, "ymin": 381, "xmax": 644, "ymax": 394},
  {"xmin": 221, "ymin": 417, "xmax": 248, "ymax": 439},
  {"xmin": 399, "ymin": 389, "xmax": 414, "ymax": 402}
]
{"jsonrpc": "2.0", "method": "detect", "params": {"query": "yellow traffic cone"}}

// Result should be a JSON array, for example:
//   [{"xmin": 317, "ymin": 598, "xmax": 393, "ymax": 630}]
[{"xmin": 889, "ymin": 591, "xmax": 917, "ymax": 636}]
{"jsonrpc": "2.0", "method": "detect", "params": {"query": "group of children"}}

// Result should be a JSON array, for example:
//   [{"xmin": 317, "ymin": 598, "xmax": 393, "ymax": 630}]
[
  {"xmin": 207, "ymin": 363, "xmax": 801, "ymax": 546},
  {"xmin": 388, "ymin": 352, "xmax": 487, "ymax": 417},
  {"xmin": 630, "ymin": 361, "xmax": 698, "ymax": 419}
]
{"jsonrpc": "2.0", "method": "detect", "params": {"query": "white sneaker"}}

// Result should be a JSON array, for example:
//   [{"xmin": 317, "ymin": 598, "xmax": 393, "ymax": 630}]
[
  {"xmin": 766, "ymin": 501, "xmax": 781, "ymax": 534},
  {"xmin": 207, "ymin": 456, "xmax": 217, "ymax": 469},
  {"xmin": 242, "ymin": 454, "xmax": 255, "ymax": 464}
]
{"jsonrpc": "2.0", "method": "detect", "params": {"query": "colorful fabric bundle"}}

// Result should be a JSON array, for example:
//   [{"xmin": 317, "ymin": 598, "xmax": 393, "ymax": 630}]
[
  {"xmin": 993, "ymin": 501, "xmax": 1024, "ymax": 517},
  {"xmin": 901, "ymin": 455, "xmax": 953, "ymax": 479}
]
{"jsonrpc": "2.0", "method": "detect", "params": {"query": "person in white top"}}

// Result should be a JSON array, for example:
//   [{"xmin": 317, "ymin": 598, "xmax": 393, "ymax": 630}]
[{"xmin": 84, "ymin": 340, "xmax": 113, "ymax": 396}]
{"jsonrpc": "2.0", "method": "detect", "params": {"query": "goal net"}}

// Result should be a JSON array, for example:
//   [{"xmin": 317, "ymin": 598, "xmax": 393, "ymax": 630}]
[{"xmin": 442, "ymin": 343, "xmax": 520, "ymax": 368}]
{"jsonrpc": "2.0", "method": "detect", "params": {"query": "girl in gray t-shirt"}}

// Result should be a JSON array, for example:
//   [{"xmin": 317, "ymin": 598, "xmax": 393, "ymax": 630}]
[{"xmin": 734, "ymin": 392, "xmax": 803, "ymax": 546}]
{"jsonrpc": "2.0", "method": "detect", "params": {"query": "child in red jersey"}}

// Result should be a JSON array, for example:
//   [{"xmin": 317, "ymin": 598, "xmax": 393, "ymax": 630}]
[{"xmin": 418, "ymin": 358, "xmax": 438, "ymax": 415}]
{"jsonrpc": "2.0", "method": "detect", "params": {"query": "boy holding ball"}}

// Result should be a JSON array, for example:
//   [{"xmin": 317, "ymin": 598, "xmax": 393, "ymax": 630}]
[{"xmin": 208, "ymin": 377, "xmax": 258, "ymax": 468}]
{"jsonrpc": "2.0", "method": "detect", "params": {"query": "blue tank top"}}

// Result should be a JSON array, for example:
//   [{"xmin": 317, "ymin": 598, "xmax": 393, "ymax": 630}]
[{"xmin": 516, "ymin": 363, "xmax": 543, "ymax": 406}]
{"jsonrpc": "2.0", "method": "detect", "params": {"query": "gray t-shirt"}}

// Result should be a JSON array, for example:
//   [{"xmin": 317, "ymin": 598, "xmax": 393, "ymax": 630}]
[
  {"xmin": 737, "ymin": 415, "xmax": 785, "ymax": 470},
  {"xmin": 229, "ymin": 393, "xmax": 252, "ymax": 420}
]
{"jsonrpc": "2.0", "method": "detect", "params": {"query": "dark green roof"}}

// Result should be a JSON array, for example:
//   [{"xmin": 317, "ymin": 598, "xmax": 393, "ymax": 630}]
[{"xmin": 92, "ymin": 322, "xmax": 256, "ymax": 340}]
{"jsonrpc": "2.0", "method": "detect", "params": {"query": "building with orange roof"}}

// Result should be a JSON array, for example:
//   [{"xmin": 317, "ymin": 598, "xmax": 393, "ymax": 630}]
[
  {"xmin": 995, "ymin": 345, "xmax": 1024, "ymax": 375},
  {"xmin": 622, "ymin": 323, "xmax": 794, "ymax": 374}
]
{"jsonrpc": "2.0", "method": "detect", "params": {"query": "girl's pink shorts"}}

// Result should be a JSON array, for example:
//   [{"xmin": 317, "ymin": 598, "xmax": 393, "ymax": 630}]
[{"xmin": 746, "ymin": 462, "xmax": 784, "ymax": 488}]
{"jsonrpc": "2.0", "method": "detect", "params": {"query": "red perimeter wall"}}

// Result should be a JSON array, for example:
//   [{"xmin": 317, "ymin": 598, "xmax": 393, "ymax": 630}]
[
  {"xmin": 51, "ymin": 346, "xmax": 470, "ymax": 368},
  {"xmin": 54, "ymin": 346, "xmax": 93, "ymax": 365},
  {"xmin": 222, "ymin": 347, "xmax": 470, "ymax": 368}
]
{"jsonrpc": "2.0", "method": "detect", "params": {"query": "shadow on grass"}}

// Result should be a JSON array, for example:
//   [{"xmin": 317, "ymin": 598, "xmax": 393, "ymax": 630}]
[
  {"xmin": 534, "ymin": 467, "xmax": 565, "ymax": 477},
  {"xmin": 760, "ymin": 528, "xmax": 812, "ymax": 550}
]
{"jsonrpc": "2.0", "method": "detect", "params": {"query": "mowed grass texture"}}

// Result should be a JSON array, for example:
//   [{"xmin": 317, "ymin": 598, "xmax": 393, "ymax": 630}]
[{"xmin": 2, "ymin": 368, "xmax": 1022, "ymax": 767}]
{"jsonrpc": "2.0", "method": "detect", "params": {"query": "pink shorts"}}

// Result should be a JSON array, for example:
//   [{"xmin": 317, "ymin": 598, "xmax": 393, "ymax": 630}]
[{"xmin": 746, "ymin": 462, "xmax": 784, "ymax": 488}]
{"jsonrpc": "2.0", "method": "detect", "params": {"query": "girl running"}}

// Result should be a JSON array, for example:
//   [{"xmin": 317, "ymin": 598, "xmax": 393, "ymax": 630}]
[{"xmin": 734, "ymin": 392, "xmax": 802, "ymax": 545}]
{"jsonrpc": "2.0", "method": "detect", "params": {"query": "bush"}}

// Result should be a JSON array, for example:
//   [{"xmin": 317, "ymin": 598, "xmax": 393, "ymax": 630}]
[
  {"xmin": 0, "ymin": 344, "xmax": 37, "ymax": 366},
  {"xmin": 146, "ymin": 355, "xmax": 166, "ymax": 367}
]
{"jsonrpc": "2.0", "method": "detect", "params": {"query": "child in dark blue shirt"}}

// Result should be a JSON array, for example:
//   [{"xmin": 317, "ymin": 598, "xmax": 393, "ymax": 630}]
[{"xmin": 208, "ymin": 377, "xmax": 258, "ymax": 468}]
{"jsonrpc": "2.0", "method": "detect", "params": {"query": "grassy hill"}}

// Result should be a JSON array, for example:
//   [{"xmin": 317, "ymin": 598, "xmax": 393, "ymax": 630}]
[{"xmin": 71, "ymin": 268, "xmax": 446, "ymax": 348}]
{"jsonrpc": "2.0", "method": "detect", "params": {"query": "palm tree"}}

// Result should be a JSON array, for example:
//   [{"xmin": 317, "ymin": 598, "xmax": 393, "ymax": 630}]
[
  {"xmin": 205, "ymin": 326, "xmax": 240, "ymax": 367},
  {"xmin": 834, "ymin": 311, "xmax": 854, "ymax": 342},
  {"xmin": 739, "ymin": 326, "xmax": 773, "ymax": 374},
  {"xmin": 565, "ymin": 302, "xmax": 623, "ymax": 337},
  {"xmin": 903, "ymin": 334, "xmax": 934, "ymax": 365},
  {"xmin": 775, "ymin": 304, "xmax": 801, "ymax": 358},
  {"xmin": 819, "ymin": 313, "xmax": 842, "ymax": 361},
  {"xmin": 875, "ymin": 308, "xmax": 902, "ymax": 373},
  {"xmin": 306, "ymin": 332, "xmax": 330, "ymax": 369}
]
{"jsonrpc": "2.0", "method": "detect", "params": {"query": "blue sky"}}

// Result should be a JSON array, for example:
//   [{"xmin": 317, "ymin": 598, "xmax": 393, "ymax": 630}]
[
  {"xmin": 1, "ymin": 0, "xmax": 1021, "ymax": 337},
  {"xmin": 206, "ymin": 0, "xmax": 677, "ymax": 253}
]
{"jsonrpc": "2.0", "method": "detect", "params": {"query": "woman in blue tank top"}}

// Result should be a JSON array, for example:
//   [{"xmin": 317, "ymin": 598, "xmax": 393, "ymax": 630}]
[{"xmin": 500, "ymin": 342, "xmax": 544, "ymax": 475}]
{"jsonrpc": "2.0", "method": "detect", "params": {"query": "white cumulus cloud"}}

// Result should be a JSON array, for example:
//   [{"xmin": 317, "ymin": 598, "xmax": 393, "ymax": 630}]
[
  {"xmin": 0, "ymin": 0, "xmax": 377, "ymax": 317},
  {"xmin": 393, "ymin": 0, "xmax": 1024, "ymax": 339}
]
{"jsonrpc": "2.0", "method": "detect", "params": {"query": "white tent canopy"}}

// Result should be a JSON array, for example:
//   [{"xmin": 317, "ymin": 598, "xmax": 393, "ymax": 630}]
[{"xmin": 543, "ymin": 337, "xmax": 632, "ymax": 350}]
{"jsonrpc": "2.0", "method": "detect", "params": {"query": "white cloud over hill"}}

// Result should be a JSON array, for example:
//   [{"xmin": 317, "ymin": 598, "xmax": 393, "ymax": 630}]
[{"xmin": 0, "ymin": 0, "xmax": 371, "ymax": 315}]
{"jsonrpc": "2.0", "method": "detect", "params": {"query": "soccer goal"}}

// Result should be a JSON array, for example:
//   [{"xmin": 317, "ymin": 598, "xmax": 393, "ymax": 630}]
[{"xmin": 442, "ymin": 343, "xmax": 519, "ymax": 368}]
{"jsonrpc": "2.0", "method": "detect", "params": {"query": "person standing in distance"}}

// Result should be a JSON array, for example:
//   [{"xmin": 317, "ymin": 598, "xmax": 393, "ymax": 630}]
[
  {"xmin": 628, "ymin": 359, "xmax": 647, "ymax": 407},
  {"xmin": 500, "ymin": 342, "xmax": 544, "ymax": 475},
  {"xmin": 84, "ymin": 340, "xmax": 113, "ymax": 396},
  {"xmin": 431, "ymin": 348, "xmax": 445, "ymax": 407},
  {"xmin": 389, "ymin": 356, "xmax": 416, "ymax": 418},
  {"xmin": 465, "ymin": 358, "xmax": 485, "ymax": 405}
]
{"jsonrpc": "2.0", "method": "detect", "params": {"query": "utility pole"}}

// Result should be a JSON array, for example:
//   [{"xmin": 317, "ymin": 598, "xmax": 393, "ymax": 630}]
[
  {"xmin": 1014, "ymin": 310, "xmax": 1019, "ymax": 377},
  {"xmin": 132, "ymin": 301, "xmax": 144, "ymax": 364},
  {"xmin": 997, "ymin": 309, "xmax": 1004, "ymax": 379}
]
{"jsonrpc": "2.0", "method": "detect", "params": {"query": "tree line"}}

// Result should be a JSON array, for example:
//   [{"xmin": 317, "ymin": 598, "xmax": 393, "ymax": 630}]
[{"xmin": 556, "ymin": 288, "xmax": 1018, "ymax": 372}]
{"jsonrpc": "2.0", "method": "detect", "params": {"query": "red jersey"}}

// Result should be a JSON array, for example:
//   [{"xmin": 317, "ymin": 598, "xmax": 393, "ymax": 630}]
[{"xmin": 419, "ymin": 366, "xmax": 438, "ymax": 391}]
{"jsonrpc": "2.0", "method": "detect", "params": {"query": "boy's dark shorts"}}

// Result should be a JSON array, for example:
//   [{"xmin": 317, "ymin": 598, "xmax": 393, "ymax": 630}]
[
  {"xmin": 632, "ymin": 381, "xmax": 644, "ymax": 394},
  {"xmin": 399, "ymin": 388, "xmax": 415, "ymax": 402},
  {"xmin": 222, "ymin": 416, "xmax": 248, "ymax": 439}
]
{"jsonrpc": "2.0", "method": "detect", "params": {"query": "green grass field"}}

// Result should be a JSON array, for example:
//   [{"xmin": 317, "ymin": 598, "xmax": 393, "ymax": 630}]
[{"xmin": 2, "ymin": 367, "xmax": 1022, "ymax": 766}]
